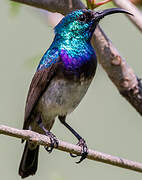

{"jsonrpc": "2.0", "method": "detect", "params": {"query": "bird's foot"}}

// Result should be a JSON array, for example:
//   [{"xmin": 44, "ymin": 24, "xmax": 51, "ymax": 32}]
[
  {"xmin": 70, "ymin": 138, "xmax": 88, "ymax": 163},
  {"xmin": 44, "ymin": 131, "xmax": 59, "ymax": 153},
  {"xmin": 36, "ymin": 117, "xmax": 58, "ymax": 153}
]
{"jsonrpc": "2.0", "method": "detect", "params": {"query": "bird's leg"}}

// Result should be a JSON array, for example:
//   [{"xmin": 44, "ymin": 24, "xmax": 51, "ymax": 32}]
[
  {"xmin": 36, "ymin": 117, "xmax": 58, "ymax": 153},
  {"xmin": 59, "ymin": 116, "xmax": 88, "ymax": 163}
]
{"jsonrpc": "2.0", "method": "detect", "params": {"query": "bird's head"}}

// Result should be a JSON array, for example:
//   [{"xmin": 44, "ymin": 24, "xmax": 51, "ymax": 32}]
[{"xmin": 55, "ymin": 8, "xmax": 132, "ymax": 42}]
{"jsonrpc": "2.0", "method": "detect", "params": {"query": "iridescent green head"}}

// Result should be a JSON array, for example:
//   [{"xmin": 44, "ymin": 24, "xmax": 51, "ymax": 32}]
[{"xmin": 55, "ymin": 8, "xmax": 132, "ymax": 41}]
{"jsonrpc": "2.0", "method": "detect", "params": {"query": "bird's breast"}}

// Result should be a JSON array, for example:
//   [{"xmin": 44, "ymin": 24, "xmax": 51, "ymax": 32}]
[
  {"xmin": 35, "ymin": 46, "xmax": 97, "ymax": 123},
  {"xmin": 36, "ymin": 76, "xmax": 93, "ymax": 120},
  {"xmin": 60, "ymin": 48, "xmax": 97, "ymax": 79}
]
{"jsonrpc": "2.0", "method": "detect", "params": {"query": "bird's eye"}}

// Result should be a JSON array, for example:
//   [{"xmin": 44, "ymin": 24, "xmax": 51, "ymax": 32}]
[{"xmin": 78, "ymin": 14, "xmax": 86, "ymax": 22}]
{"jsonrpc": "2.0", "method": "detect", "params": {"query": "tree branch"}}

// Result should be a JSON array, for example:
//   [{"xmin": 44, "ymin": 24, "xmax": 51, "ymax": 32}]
[
  {"xmin": 11, "ymin": 0, "xmax": 85, "ymax": 15},
  {"xmin": 11, "ymin": 0, "xmax": 142, "ymax": 115},
  {"xmin": 92, "ymin": 27, "xmax": 142, "ymax": 114},
  {"xmin": 113, "ymin": 0, "xmax": 142, "ymax": 32},
  {"xmin": 0, "ymin": 124, "xmax": 142, "ymax": 173}
]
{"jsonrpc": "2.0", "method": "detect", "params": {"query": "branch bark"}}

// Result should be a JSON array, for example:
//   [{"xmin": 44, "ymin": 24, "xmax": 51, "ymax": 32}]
[
  {"xmin": 11, "ymin": 0, "xmax": 85, "ymax": 15},
  {"xmin": 113, "ymin": 0, "xmax": 142, "ymax": 32},
  {"xmin": 11, "ymin": 0, "xmax": 142, "ymax": 115},
  {"xmin": 1, "ymin": 124, "xmax": 142, "ymax": 173}
]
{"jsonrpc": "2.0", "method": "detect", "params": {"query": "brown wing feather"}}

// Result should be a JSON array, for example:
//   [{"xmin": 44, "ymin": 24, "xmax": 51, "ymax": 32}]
[{"xmin": 23, "ymin": 63, "xmax": 60, "ymax": 130}]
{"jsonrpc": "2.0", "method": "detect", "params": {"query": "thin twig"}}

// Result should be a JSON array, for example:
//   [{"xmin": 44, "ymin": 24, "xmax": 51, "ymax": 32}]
[
  {"xmin": 113, "ymin": 0, "xmax": 142, "ymax": 32},
  {"xmin": 0, "ymin": 124, "xmax": 142, "ymax": 173}
]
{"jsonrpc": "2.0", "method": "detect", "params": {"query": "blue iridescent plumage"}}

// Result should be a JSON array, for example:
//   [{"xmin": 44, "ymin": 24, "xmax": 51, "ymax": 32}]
[
  {"xmin": 37, "ymin": 47, "xmax": 59, "ymax": 70},
  {"xmin": 37, "ymin": 9, "xmax": 97, "ymax": 76}
]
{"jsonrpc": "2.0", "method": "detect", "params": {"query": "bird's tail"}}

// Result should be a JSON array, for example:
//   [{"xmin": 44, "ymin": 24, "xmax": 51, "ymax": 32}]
[{"xmin": 19, "ymin": 141, "xmax": 39, "ymax": 178}]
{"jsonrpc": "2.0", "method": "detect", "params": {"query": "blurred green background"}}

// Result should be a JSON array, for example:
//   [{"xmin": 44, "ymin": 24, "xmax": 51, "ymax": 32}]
[{"xmin": 1, "ymin": 0, "xmax": 142, "ymax": 179}]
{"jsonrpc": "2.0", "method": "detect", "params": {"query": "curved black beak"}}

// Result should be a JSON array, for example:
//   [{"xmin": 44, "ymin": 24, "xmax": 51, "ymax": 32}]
[{"xmin": 94, "ymin": 8, "xmax": 133, "ymax": 21}]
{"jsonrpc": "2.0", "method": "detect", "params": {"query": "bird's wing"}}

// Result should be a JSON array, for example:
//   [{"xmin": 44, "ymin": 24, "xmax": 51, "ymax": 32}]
[{"xmin": 23, "ymin": 57, "xmax": 61, "ymax": 130}]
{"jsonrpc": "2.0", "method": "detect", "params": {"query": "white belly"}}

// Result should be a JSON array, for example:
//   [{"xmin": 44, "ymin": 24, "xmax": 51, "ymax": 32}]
[{"xmin": 36, "ymin": 77, "xmax": 93, "ymax": 121}]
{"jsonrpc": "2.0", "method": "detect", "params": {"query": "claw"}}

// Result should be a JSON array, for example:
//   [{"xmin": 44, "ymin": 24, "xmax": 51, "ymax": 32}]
[
  {"xmin": 44, "ymin": 131, "xmax": 59, "ymax": 153},
  {"xmin": 45, "ymin": 146, "xmax": 54, "ymax": 153},
  {"xmin": 76, "ymin": 152, "xmax": 87, "ymax": 164},
  {"xmin": 71, "ymin": 138, "xmax": 88, "ymax": 163},
  {"xmin": 70, "ymin": 153, "xmax": 78, "ymax": 158}
]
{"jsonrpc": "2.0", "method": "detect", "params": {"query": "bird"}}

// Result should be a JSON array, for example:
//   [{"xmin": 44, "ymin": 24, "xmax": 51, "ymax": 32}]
[{"xmin": 19, "ymin": 8, "xmax": 132, "ymax": 178}]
